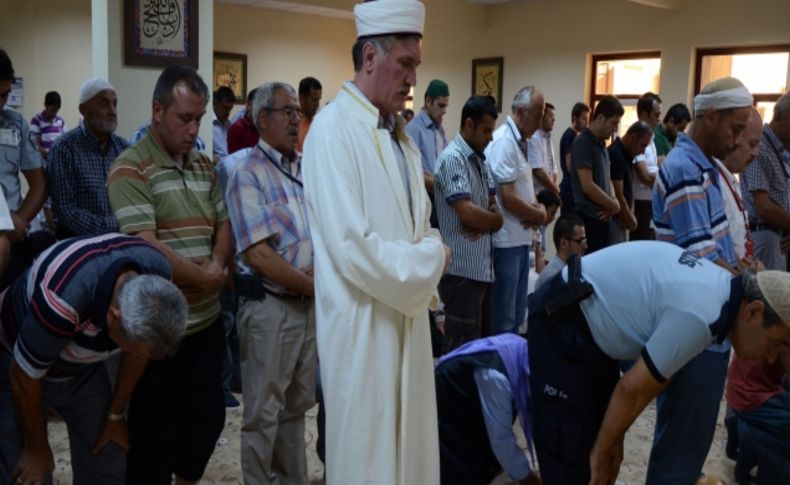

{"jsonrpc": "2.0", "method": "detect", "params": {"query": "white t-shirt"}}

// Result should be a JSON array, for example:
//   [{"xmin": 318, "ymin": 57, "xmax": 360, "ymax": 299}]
[
  {"xmin": 563, "ymin": 241, "xmax": 734, "ymax": 381},
  {"xmin": 527, "ymin": 129, "xmax": 556, "ymax": 194},
  {"xmin": 632, "ymin": 139, "xmax": 658, "ymax": 200},
  {"xmin": 715, "ymin": 160, "xmax": 747, "ymax": 258},
  {"xmin": 487, "ymin": 117, "xmax": 535, "ymax": 248}
]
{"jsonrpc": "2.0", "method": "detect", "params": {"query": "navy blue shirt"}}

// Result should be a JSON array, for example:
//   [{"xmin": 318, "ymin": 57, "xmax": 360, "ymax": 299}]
[
  {"xmin": 559, "ymin": 127, "xmax": 577, "ymax": 211},
  {"xmin": 0, "ymin": 233, "xmax": 171, "ymax": 379},
  {"xmin": 608, "ymin": 137, "xmax": 634, "ymax": 207}
]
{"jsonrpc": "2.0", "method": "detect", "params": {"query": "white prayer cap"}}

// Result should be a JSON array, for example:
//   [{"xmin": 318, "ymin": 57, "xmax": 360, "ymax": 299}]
[
  {"xmin": 757, "ymin": 271, "xmax": 790, "ymax": 327},
  {"xmin": 694, "ymin": 77, "xmax": 753, "ymax": 115},
  {"xmin": 78, "ymin": 77, "xmax": 115, "ymax": 105},
  {"xmin": 354, "ymin": 0, "xmax": 425, "ymax": 39}
]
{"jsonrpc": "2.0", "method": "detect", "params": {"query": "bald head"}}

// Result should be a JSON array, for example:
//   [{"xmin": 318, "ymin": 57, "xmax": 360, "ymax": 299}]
[{"xmin": 723, "ymin": 108, "xmax": 762, "ymax": 174}]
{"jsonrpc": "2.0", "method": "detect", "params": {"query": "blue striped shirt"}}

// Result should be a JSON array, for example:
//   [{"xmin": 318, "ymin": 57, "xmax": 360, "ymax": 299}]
[
  {"xmin": 434, "ymin": 134, "xmax": 496, "ymax": 282},
  {"xmin": 652, "ymin": 134, "xmax": 737, "ymax": 268},
  {"xmin": 0, "ymin": 234, "xmax": 171, "ymax": 380}
]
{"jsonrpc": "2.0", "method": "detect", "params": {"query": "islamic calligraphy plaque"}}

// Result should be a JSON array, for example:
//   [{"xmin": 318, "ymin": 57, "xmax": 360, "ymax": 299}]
[
  {"xmin": 472, "ymin": 57, "xmax": 504, "ymax": 113},
  {"xmin": 124, "ymin": 0, "xmax": 199, "ymax": 68},
  {"xmin": 213, "ymin": 52, "xmax": 247, "ymax": 104}
]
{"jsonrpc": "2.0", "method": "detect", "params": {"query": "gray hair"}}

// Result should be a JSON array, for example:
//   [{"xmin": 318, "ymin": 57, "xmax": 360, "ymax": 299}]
[
  {"xmin": 511, "ymin": 86, "xmax": 536, "ymax": 114},
  {"xmin": 118, "ymin": 274, "xmax": 188, "ymax": 358},
  {"xmin": 742, "ymin": 270, "xmax": 782, "ymax": 327},
  {"xmin": 772, "ymin": 91, "xmax": 790, "ymax": 123},
  {"xmin": 252, "ymin": 82, "xmax": 297, "ymax": 132}
]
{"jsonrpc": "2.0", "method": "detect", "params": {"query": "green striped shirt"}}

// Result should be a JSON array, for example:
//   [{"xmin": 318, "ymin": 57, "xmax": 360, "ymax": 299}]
[{"xmin": 108, "ymin": 131, "xmax": 228, "ymax": 334}]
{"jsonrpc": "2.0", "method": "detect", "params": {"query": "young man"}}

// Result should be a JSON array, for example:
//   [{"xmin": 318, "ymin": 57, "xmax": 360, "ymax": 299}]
[
  {"xmin": 30, "ymin": 91, "xmax": 66, "ymax": 158},
  {"xmin": 569, "ymin": 95, "xmax": 622, "ymax": 253},
  {"xmin": 608, "ymin": 121, "xmax": 653, "ymax": 244},
  {"xmin": 654, "ymin": 102, "xmax": 692, "ymax": 157},
  {"xmin": 297, "ymin": 76, "xmax": 322, "ymax": 152},
  {"xmin": 434, "ymin": 95, "xmax": 502, "ymax": 352},
  {"xmin": 559, "ymin": 102, "xmax": 590, "ymax": 215},
  {"xmin": 533, "ymin": 213, "xmax": 587, "ymax": 290},
  {"xmin": 407, "ymin": 79, "xmax": 450, "ymax": 194},
  {"xmin": 631, "ymin": 92, "xmax": 662, "ymax": 241}
]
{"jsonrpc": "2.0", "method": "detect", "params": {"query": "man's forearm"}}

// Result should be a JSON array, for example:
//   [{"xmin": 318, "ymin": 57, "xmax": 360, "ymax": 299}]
[
  {"xmin": 135, "ymin": 231, "xmax": 205, "ymax": 288},
  {"xmin": 245, "ymin": 242, "xmax": 313, "ymax": 296},
  {"xmin": 107, "ymin": 353, "xmax": 148, "ymax": 416},
  {"xmin": 211, "ymin": 220, "xmax": 233, "ymax": 268},
  {"xmin": 9, "ymin": 362, "xmax": 48, "ymax": 449},
  {"xmin": 534, "ymin": 168, "xmax": 559, "ymax": 194},
  {"xmin": 17, "ymin": 169, "xmax": 49, "ymax": 222}
]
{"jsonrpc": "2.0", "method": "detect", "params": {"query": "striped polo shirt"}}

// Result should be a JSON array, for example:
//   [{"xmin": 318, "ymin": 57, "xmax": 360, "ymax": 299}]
[
  {"xmin": 0, "ymin": 234, "xmax": 171, "ymax": 380},
  {"xmin": 108, "ymin": 131, "xmax": 228, "ymax": 335},
  {"xmin": 434, "ymin": 134, "xmax": 496, "ymax": 282},
  {"xmin": 29, "ymin": 110, "xmax": 66, "ymax": 152}
]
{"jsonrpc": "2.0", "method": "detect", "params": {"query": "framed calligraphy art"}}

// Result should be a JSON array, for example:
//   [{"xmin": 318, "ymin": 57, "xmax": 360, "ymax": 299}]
[
  {"xmin": 213, "ymin": 52, "xmax": 248, "ymax": 104},
  {"xmin": 472, "ymin": 57, "xmax": 504, "ymax": 113},
  {"xmin": 124, "ymin": 0, "xmax": 199, "ymax": 69}
]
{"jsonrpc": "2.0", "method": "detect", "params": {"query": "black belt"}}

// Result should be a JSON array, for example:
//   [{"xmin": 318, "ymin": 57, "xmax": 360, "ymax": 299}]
[{"xmin": 234, "ymin": 274, "xmax": 312, "ymax": 303}]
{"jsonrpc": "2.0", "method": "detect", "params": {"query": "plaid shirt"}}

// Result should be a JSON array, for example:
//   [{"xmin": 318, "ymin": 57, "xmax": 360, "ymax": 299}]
[
  {"xmin": 741, "ymin": 124, "xmax": 790, "ymax": 225},
  {"xmin": 225, "ymin": 139, "xmax": 313, "ymax": 292},
  {"xmin": 48, "ymin": 122, "xmax": 128, "ymax": 236},
  {"xmin": 653, "ymin": 133, "xmax": 737, "ymax": 268}
]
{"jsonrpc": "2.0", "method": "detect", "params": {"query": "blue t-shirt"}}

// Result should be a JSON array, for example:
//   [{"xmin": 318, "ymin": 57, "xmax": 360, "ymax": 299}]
[{"xmin": 563, "ymin": 241, "xmax": 736, "ymax": 382}]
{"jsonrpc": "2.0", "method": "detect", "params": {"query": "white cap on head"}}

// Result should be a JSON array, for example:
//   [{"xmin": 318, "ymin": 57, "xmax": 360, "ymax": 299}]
[
  {"xmin": 757, "ymin": 271, "xmax": 790, "ymax": 327},
  {"xmin": 79, "ymin": 77, "xmax": 115, "ymax": 105},
  {"xmin": 354, "ymin": 0, "xmax": 425, "ymax": 39}
]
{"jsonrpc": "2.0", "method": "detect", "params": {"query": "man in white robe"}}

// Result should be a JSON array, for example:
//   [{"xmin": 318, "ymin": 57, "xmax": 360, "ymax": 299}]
[{"xmin": 302, "ymin": 1, "xmax": 450, "ymax": 484}]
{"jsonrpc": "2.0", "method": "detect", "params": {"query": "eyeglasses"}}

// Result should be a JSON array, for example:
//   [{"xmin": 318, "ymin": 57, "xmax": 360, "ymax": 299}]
[
  {"xmin": 568, "ymin": 237, "xmax": 587, "ymax": 245},
  {"xmin": 265, "ymin": 107, "xmax": 303, "ymax": 119}
]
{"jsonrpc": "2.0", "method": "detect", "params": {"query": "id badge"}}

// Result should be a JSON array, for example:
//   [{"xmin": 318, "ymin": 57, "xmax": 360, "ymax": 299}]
[{"xmin": 0, "ymin": 128, "xmax": 20, "ymax": 146}]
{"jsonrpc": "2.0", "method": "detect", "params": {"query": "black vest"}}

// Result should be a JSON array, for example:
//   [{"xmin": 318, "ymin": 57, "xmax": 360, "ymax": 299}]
[{"xmin": 435, "ymin": 350, "xmax": 513, "ymax": 485}]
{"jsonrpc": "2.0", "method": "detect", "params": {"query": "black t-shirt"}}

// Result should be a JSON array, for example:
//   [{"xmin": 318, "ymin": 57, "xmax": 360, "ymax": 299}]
[
  {"xmin": 608, "ymin": 137, "xmax": 634, "ymax": 207},
  {"xmin": 559, "ymin": 127, "xmax": 577, "ymax": 209},
  {"xmin": 570, "ymin": 128, "xmax": 611, "ymax": 219}
]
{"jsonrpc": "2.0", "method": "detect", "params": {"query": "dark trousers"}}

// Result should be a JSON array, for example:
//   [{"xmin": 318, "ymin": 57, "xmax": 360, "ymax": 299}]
[
  {"xmin": 438, "ymin": 275, "xmax": 491, "ymax": 354},
  {"xmin": 630, "ymin": 199, "xmax": 655, "ymax": 241},
  {"xmin": 125, "ymin": 318, "xmax": 227, "ymax": 484},
  {"xmin": 579, "ymin": 213, "xmax": 611, "ymax": 254},
  {"xmin": 527, "ymin": 277, "xmax": 620, "ymax": 484}
]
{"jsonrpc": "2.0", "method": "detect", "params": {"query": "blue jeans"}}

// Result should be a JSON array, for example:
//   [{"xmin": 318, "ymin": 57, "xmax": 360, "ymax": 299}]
[
  {"xmin": 646, "ymin": 348, "xmax": 730, "ymax": 485},
  {"xmin": 734, "ymin": 391, "xmax": 790, "ymax": 484},
  {"xmin": 491, "ymin": 245, "xmax": 530, "ymax": 335}
]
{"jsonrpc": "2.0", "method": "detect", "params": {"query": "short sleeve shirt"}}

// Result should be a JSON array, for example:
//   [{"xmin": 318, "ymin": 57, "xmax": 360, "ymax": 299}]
[
  {"xmin": 566, "ymin": 241, "xmax": 736, "ymax": 382},
  {"xmin": 0, "ymin": 108, "xmax": 44, "ymax": 210},
  {"xmin": 632, "ymin": 139, "xmax": 658, "ymax": 201},
  {"xmin": 570, "ymin": 128, "xmax": 611, "ymax": 219},
  {"xmin": 741, "ymin": 124, "xmax": 790, "ymax": 224},
  {"xmin": 108, "ymin": 131, "xmax": 228, "ymax": 334},
  {"xmin": 486, "ymin": 117, "xmax": 535, "ymax": 247},
  {"xmin": 434, "ymin": 134, "xmax": 496, "ymax": 282}
]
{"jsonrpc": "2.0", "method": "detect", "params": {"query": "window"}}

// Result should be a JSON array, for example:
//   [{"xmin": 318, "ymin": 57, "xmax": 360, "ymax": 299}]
[
  {"xmin": 590, "ymin": 52, "xmax": 662, "ymax": 134},
  {"xmin": 695, "ymin": 45, "xmax": 790, "ymax": 122}
]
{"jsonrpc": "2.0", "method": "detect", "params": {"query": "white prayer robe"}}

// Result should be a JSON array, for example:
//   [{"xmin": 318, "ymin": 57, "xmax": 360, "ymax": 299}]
[{"xmin": 302, "ymin": 82, "xmax": 445, "ymax": 485}]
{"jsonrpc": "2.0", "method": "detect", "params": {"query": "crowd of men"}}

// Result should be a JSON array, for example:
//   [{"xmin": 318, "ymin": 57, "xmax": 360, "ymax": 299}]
[{"xmin": 0, "ymin": 0, "xmax": 789, "ymax": 484}]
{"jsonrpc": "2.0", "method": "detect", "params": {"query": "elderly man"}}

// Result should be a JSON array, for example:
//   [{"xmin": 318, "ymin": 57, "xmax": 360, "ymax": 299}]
[
  {"xmin": 297, "ymin": 76, "xmax": 322, "ymax": 152},
  {"xmin": 0, "ymin": 233, "xmax": 187, "ymax": 485},
  {"xmin": 529, "ymin": 241, "xmax": 790, "ymax": 485},
  {"xmin": 570, "ymin": 95, "xmax": 623, "ymax": 253},
  {"xmin": 48, "ymin": 78, "xmax": 128, "ymax": 239},
  {"xmin": 608, "ymin": 121, "xmax": 653, "ymax": 243},
  {"xmin": 108, "ymin": 65, "xmax": 232, "ymax": 485},
  {"xmin": 434, "ymin": 96, "xmax": 502, "ymax": 353},
  {"xmin": 407, "ymin": 79, "xmax": 449, "ymax": 194},
  {"xmin": 225, "ymin": 82, "xmax": 316, "ymax": 484},
  {"xmin": 740, "ymin": 92, "xmax": 790, "ymax": 271},
  {"xmin": 0, "ymin": 49, "xmax": 48, "ymax": 288},
  {"xmin": 302, "ymin": 1, "xmax": 451, "ymax": 483},
  {"xmin": 534, "ymin": 213, "xmax": 587, "ymax": 290},
  {"xmin": 486, "ymin": 86, "xmax": 547, "ymax": 335},
  {"xmin": 651, "ymin": 77, "xmax": 753, "ymax": 485}
]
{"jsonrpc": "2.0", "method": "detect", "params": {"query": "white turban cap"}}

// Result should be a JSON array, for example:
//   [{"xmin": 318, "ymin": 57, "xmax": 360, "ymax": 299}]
[
  {"xmin": 694, "ymin": 86, "xmax": 753, "ymax": 114},
  {"xmin": 354, "ymin": 0, "xmax": 425, "ymax": 38},
  {"xmin": 79, "ymin": 77, "xmax": 115, "ymax": 104}
]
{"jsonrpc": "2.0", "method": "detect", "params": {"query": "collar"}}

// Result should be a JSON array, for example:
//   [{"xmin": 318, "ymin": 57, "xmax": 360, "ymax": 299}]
[
  {"xmin": 79, "ymin": 120, "xmax": 114, "ymax": 152},
  {"xmin": 257, "ymin": 138, "xmax": 298, "ymax": 165},
  {"xmin": 656, "ymin": 123, "xmax": 670, "ymax": 141},
  {"xmin": 417, "ymin": 109, "xmax": 439, "ymax": 130},
  {"xmin": 612, "ymin": 137, "xmax": 634, "ymax": 164},
  {"xmin": 39, "ymin": 109, "xmax": 55, "ymax": 122},
  {"xmin": 342, "ymin": 81, "xmax": 381, "ymax": 127},
  {"xmin": 506, "ymin": 116, "xmax": 523, "ymax": 142},
  {"xmin": 581, "ymin": 127, "xmax": 605, "ymax": 148},
  {"xmin": 676, "ymin": 133, "xmax": 718, "ymax": 173},
  {"xmin": 764, "ymin": 124, "xmax": 787, "ymax": 156},
  {"xmin": 454, "ymin": 133, "xmax": 485, "ymax": 162},
  {"xmin": 212, "ymin": 112, "xmax": 230, "ymax": 128},
  {"xmin": 89, "ymin": 257, "xmax": 141, "ymax": 330},
  {"xmin": 711, "ymin": 275, "xmax": 744, "ymax": 344},
  {"xmin": 142, "ymin": 129, "xmax": 199, "ymax": 169}
]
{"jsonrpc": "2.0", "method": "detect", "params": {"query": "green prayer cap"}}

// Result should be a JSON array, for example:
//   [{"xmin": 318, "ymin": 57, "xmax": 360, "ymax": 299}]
[{"xmin": 425, "ymin": 79, "xmax": 449, "ymax": 99}]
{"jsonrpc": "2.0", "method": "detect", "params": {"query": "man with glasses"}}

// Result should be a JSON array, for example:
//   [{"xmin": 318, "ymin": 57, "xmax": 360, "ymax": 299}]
[
  {"xmin": 225, "ymin": 82, "xmax": 316, "ymax": 485},
  {"xmin": 534, "ymin": 213, "xmax": 587, "ymax": 290}
]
